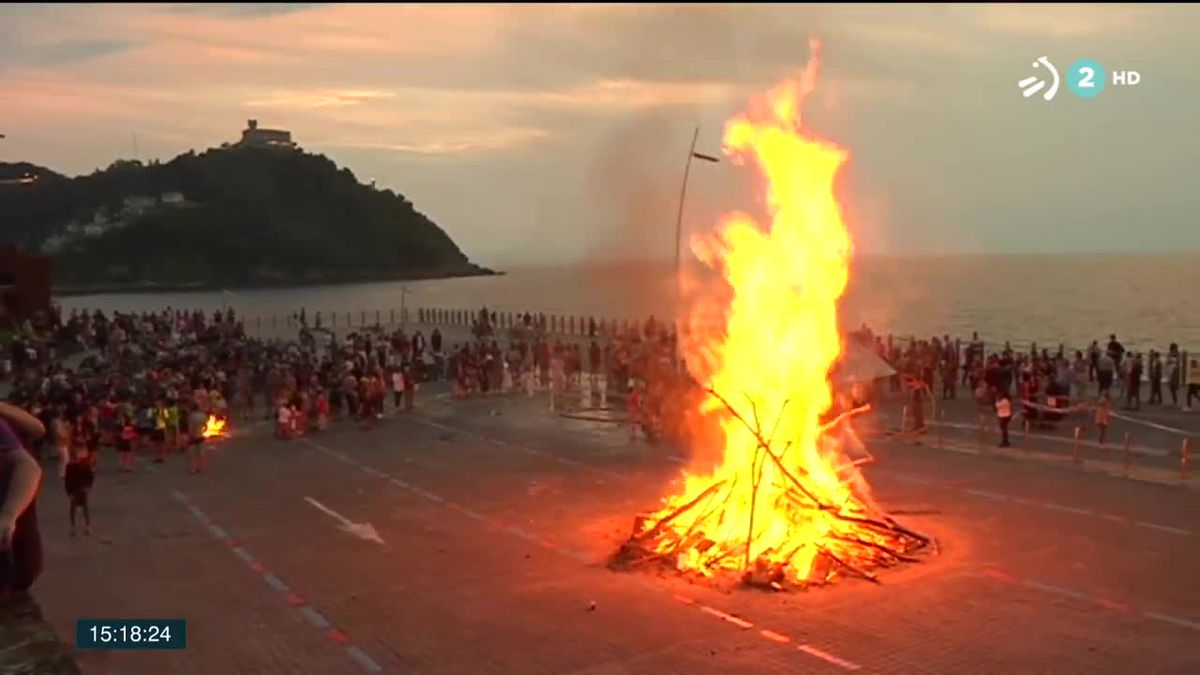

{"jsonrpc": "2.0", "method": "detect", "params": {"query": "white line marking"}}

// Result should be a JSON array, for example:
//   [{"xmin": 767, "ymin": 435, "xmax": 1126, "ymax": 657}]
[
  {"xmin": 1038, "ymin": 503, "xmax": 1094, "ymax": 516},
  {"xmin": 231, "ymin": 547, "xmax": 255, "ymax": 564},
  {"xmin": 1136, "ymin": 522, "xmax": 1192, "ymax": 536},
  {"xmin": 299, "ymin": 606, "xmax": 331, "ymax": 629},
  {"xmin": 262, "ymin": 573, "xmax": 290, "ymax": 593},
  {"xmin": 797, "ymin": 644, "xmax": 862, "ymax": 671},
  {"xmin": 345, "ymin": 645, "xmax": 384, "ymax": 673},
  {"xmin": 208, "ymin": 525, "xmax": 229, "ymax": 539},
  {"xmin": 1144, "ymin": 612, "xmax": 1200, "ymax": 632},
  {"xmin": 963, "ymin": 488, "xmax": 1008, "ymax": 501},
  {"xmin": 699, "ymin": 606, "xmax": 753, "ymax": 629},
  {"xmin": 1021, "ymin": 580, "xmax": 1091, "ymax": 601}
]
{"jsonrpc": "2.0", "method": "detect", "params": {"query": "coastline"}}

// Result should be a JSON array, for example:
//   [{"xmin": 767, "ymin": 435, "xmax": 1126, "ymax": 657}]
[{"xmin": 52, "ymin": 267, "xmax": 504, "ymax": 298}]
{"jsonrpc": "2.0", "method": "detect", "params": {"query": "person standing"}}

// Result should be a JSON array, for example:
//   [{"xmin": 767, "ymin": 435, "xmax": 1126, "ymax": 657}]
[
  {"xmin": 1148, "ymin": 351, "xmax": 1163, "ymax": 405},
  {"xmin": 63, "ymin": 445, "xmax": 94, "ymax": 537},
  {"xmin": 187, "ymin": 403, "xmax": 209, "ymax": 473},
  {"xmin": 1087, "ymin": 340, "xmax": 1101, "ymax": 383},
  {"xmin": 1166, "ymin": 344, "xmax": 1181, "ymax": 407},
  {"xmin": 1187, "ymin": 357, "xmax": 1200, "ymax": 412},
  {"xmin": 1125, "ymin": 353, "xmax": 1143, "ymax": 411},
  {"xmin": 995, "ymin": 391, "xmax": 1013, "ymax": 448},
  {"xmin": 1096, "ymin": 350, "xmax": 1115, "ymax": 395}
]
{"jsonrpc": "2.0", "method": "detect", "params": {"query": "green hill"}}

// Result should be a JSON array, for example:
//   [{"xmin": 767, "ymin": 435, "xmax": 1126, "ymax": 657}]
[{"xmin": 0, "ymin": 147, "xmax": 493, "ymax": 289}]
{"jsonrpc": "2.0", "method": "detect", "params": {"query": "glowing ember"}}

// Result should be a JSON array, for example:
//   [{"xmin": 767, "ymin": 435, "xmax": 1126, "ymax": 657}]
[
  {"xmin": 616, "ymin": 42, "xmax": 928, "ymax": 587},
  {"xmin": 202, "ymin": 415, "xmax": 227, "ymax": 438}
]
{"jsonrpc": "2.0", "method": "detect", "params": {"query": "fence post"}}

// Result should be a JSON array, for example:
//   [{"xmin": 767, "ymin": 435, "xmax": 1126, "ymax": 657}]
[
  {"xmin": 361, "ymin": 310, "xmax": 366, "ymax": 325},
  {"xmin": 390, "ymin": 309, "xmax": 395, "ymax": 324},
  {"xmin": 1181, "ymin": 438, "xmax": 1190, "ymax": 481},
  {"xmin": 1080, "ymin": 422, "xmax": 1089, "ymax": 466},
  {"xmin": 1123, "ymin": 432, "xmax": 1132, "ymax": 478}
]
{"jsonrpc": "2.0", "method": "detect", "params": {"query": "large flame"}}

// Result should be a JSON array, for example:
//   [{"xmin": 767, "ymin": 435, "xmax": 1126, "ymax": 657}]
[
  {"xmin": 646, "ymin": 43, "xmax": 898, "ymax": 585},
  {"xmin": 202, "ymin": 415, "xmax": 227, "ymax": 438}
]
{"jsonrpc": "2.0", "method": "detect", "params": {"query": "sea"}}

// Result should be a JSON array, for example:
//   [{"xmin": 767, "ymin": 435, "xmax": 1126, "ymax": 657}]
[{"xmin": 55, "ymin": 253, "xmax": 1199, "ymax": 354}]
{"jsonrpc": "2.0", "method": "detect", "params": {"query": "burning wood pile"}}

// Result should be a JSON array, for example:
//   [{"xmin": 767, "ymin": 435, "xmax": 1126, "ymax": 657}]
[{"xmin": 611, "ymin": 41, "xmax": 931, "ymax": 589}]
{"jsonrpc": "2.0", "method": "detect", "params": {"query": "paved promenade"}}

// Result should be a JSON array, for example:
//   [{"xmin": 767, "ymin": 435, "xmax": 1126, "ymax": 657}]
[{"xmin": 23, "ymin": 386, "xmax": 1199, "ymax": 674}]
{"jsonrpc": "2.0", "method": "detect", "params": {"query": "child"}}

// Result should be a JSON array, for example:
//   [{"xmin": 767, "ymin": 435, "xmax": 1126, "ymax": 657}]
[
  {"xmin": 1094, "ymin": 392, "xmax": 1112, "ymax": 447},
  {"xmin": 64, "ymin": 445, "xmax": 95, "ymax": 537},
  {"xmin": 117, "ymin": 416, "xmax": 136, "ymax": 473},
  {"xmin": 392, "ymin": 367, "xmax": 406, "ymax": 409},
  {"xmin": 315, "ymin": 390, "xmax": 329, "ymax": 433},
  {"xmin": 276, "ymin": 400, "xmax": 294, "ymax": 440},
  {"xmin": 186, "ymin": 404, "xmax": 209, "ymax": 474}
]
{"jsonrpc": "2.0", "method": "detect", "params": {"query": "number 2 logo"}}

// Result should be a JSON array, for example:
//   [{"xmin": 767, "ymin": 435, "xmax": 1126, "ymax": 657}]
[{"xmin": 1067, "ymin": 59, "xmax": 1107, "ymax": 99}]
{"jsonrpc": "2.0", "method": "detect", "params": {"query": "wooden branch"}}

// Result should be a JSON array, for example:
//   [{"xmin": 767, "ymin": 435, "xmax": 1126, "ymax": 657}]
[
  {"xmin": 819, "ymin": 403, "xmax": 872, "ymax": 436},
  {"xmin": 636, "ymin": 480, "xmax": 727, "ymax": 543}
]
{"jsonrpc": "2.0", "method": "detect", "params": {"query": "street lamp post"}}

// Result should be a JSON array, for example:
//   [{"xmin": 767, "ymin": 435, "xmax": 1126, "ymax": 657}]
[{"xmin": 672, "ymin": 126, "xmax": 719, "ymax": 371}]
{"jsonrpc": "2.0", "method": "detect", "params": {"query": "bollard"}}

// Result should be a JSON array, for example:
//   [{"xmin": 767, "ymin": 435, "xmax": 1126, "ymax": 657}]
[
  {"xmin": 1023, "ymin": 417, "xmax": 1031, "ymax": 442},
  {"xmin": 361, "ymin": 310, "xmax": 366, "ymax": 325},
  {"xmin": 1073, "ymin": 426, "xmax": 1082, "ymax": 465},
  {"xmin": 390, "ymin": 309, "xmax": 395, "ymax": 324},
  {"xmin": 344, "ymin": 311, "xmax": 350, "ymax": 326},
  {"xmin": 1182, "ymin": 438, "xmax": 1191, "ymax": 481},
  {"xmin": 1123, "ymin": 433, "xmax": 1132, "ymax": 478},
  {"xmin": 900, "ymin": 405, "xmax": 909, "ymax": 434}
]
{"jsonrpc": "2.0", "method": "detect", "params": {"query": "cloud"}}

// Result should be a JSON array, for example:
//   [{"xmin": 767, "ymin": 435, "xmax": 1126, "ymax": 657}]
[
  {"xmin": 969, "ymin": 4, "xmax": 1160, "ymax": 38},
  {"xmin": 162, "ymin": 3, "xmax": 326, "ymax": 18},
  {"xmin": 244, "ymin": 89, "xmax": 397, "ymax": 110},
  {"xmin": 0, "ymin": 38, "xmax": 138, "ymax": 69}
]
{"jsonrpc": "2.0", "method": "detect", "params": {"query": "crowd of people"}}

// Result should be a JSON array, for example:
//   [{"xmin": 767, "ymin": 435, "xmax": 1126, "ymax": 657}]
[{"xmin": 854, "ymin": 326, "xmax": 1200, "ymax": 447}]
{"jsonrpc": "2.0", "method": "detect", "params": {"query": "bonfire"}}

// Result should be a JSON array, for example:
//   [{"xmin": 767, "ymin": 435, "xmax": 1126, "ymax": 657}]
[
  {"xmin": 613, "ymin": 42, "xmax": 930, "ymax": 588},
  {"xmin": 202, "ymin": 415, "xmax": 228, "ymax": 439}
]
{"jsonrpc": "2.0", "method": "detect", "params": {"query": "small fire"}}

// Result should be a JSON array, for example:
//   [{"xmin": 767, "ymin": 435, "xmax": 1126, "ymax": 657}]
[
  {"xmin": 202, "ymin": 415, "xmax": 227, "ymax": 438},
  {"xmin": 622, "ymin": 41, "xmax": 927, "ymax": 587}
]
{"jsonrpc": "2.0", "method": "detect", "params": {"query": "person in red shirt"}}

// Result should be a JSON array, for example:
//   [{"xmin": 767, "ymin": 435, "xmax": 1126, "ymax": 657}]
[{"xmin": 627, "ymin": 384, "xmax": 642, "ymax": 443}]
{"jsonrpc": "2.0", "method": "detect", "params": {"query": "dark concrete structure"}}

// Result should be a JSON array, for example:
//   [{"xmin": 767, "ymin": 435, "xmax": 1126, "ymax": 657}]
[{"xmin": 0, "ymin": 244, "xmax": 53, "ymax": 321}]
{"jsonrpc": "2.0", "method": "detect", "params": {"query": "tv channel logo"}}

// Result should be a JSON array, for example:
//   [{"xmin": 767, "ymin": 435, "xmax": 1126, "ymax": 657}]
[
  {"xmin": 1019, "ymin": 57, "xmax": 1141, "ymax": 102},
  {"xmin": 1066, "ymin": 59, "xmax": 1106, "ymax": 98}
]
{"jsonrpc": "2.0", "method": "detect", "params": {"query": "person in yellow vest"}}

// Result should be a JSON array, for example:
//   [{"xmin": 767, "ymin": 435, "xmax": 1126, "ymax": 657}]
[
  {"xmin": 995, "ymin": 391, "xmax": 1013, "ymax": 448},
  {"xmin": 152, "ymin": 400, "xmax": 170, "ymax": 463}
]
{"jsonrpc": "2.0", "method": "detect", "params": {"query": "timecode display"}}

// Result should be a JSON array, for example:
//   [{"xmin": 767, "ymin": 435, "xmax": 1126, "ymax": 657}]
[{"xmin": 76, "ymin": 619, "xmax": 187, "ymax": 650}]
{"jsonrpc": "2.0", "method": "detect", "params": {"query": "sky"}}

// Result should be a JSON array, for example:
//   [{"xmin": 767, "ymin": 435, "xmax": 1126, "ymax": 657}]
[{"xmin": 2, "ymin": 3, "xmax": 1198, "ymax": 268}]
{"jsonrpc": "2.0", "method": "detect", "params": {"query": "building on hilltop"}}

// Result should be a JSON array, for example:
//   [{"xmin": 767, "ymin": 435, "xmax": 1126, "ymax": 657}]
[{"xmin": 239, "ymin": 119, "xmax": 296, "ymax": 149}]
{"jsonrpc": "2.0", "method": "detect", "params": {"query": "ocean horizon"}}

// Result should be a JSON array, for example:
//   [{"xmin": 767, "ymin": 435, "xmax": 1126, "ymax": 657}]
[{"xmin": 55, "ymin": 252, "xmax": 1200, "ymax": 353}]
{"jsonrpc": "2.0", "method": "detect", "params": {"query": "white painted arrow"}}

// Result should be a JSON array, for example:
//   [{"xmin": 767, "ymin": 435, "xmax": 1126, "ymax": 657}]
[{"xmin": 304, "ymin": 497, "xmax": 385, "ymax": 545}]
